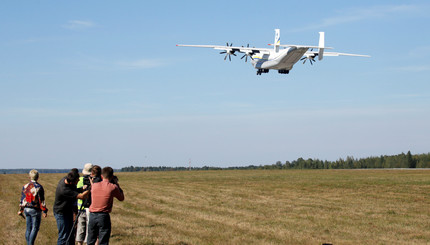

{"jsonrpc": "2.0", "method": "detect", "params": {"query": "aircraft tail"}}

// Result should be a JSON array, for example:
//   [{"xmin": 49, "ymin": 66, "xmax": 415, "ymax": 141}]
[
  {"xmin": 318, "ymin": 32, "xmax": 324, "ymax": 60},
  {"xmin": 274, "ymin": 29, "xmax": 280, "ymax": 53}
]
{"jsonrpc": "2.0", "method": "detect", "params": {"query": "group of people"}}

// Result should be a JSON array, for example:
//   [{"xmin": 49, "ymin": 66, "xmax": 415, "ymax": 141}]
[{"xmin": 18, "ymin": 164, "xmax": 125, "ymax": 245}]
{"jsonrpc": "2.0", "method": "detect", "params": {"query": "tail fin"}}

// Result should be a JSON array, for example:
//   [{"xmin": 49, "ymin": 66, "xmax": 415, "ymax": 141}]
[
  {"xmin": 274, "ymin": 29, "xmax": 280, "ymax": 53},
  {"xmin": 318, "ymin": 32, "xmax": 325, "ymax": 60}
]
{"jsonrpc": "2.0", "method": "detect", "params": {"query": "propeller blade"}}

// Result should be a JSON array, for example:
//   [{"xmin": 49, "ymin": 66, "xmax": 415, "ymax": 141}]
[
  {"xmin": 229, "ymin": 54, "xmax": 231, "ymax": 61},
  {"xmin": 310, "ymin": 59, "xmax": 313, "ymax": 65}
]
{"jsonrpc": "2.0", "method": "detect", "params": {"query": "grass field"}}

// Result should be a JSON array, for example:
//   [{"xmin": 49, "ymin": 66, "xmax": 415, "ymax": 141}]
[{"xmin": 1, "ymin": 169, "xmax": 430, "ymax": 244}]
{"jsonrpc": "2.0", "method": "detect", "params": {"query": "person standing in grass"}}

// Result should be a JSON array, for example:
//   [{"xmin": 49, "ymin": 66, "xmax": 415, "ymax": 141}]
[
  {"xmin": 53, "ymin": 168, "xmax": 90, "ymax": 245},
  {"xmin": 76, "ymin": 164, "xmax": 102, "ymax": 245},
  {"xmin": 87, "ymin": 167, "xmax": 124, "ymax": 245},
  {"xmin": 75, "ymin": 163, "xmax": 93, "ymax": 245},
  {"xmin": 18, "ymin": 169, "xmax": 48, "ymax": 245}
]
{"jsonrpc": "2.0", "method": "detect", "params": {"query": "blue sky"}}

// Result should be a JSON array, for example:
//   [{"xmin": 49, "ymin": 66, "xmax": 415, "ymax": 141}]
[{"xmin": 1, "ymin": 1, "xmax": 429, "ymax": 169}]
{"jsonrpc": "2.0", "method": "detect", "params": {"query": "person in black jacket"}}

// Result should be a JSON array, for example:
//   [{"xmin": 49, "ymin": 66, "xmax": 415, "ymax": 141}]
[{"xmin": 53, "ymin": 169, "xmax": 90, "ymax": 245}]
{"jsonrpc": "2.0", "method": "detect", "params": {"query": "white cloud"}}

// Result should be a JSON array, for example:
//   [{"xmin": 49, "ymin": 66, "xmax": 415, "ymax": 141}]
[
  {"xmin": 61, "ymin": 55, "xmax": 166, "ymax": 71},
  {"xmin": 408, "ymin": 46, "xmax": 430, "ymax": 58},
  {"xmin": 389, "ymin": 94, "xmax": 428, "ymax": 99},
  {"xmin": 295, "ymin": 4, "xmax": 420, "ymax": 31},
  {"xmin": 221, "ymin": 102, "xmax": 253, "ymax": 109},
  {"xmin": 2, "ymin": 107, "xmax": 144, "ymax": 118},
  {"xmin": 100, "ymin": 104, "xmax": 430, "ymax": 124},
  {"xmin": 396, "ymin": 65, "xmax": 430, "ymax": 72},
  {"xmin": 116, "ymin": 59, "xmax": 165, "ymax": 69},
  {"xmin": 21, "ymin": 37, "xmax": 66, "ymax": 44},
  {"xmin": 63, "ymin": 20, "xmax": 96, "ymax": 30},
  {"xmin": 92, "ymin": 88, "xmax": 134, "ymax": 94}
]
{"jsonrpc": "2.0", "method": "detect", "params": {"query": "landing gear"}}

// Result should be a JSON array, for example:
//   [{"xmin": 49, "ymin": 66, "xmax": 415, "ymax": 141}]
[
  {"xmin": 278, "ymin": 69, "xmax": 289, "ymax": 74},
  {"xmin": 256, "ymin": 69, "xmax": 269, "ymax": 75}
]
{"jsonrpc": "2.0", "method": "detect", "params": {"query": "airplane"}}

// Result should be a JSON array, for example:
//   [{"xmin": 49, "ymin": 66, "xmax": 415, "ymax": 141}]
[{"xmin": 177, "ymin": 29, "xmax": 370, "ymax": 75}]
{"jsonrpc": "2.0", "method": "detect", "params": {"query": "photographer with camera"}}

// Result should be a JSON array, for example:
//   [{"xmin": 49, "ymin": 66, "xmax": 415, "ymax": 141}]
[
  {"xmin": 53, "ymin": 168, "xmax": 90, "ymax": 245},
  {"xmin": 76, "ymin": 164, "xmax": 102, "ymax": 245},
  {"xmin": 87, "ymin": 167, "xmax": 124, "ymax": 245}
]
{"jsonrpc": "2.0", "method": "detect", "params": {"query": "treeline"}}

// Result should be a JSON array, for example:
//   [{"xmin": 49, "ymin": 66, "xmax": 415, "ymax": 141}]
[
  {"xmin": 121, "ymin": 151, "xmax": 430, "ymax": 172},
  {"xmin": 1, "ymin": 168, "xmax": 121, "ymax": 175},
  {"xmin": 1, "ymin": 169, "xmax": 72, "ymax": 174},
  {"xmin": 281, "ymin": 151, "xmax": 430, "ymax": 169},
  {"xmin": 120, "ymin": 165, "xmax": 262, "ymax": 172}
]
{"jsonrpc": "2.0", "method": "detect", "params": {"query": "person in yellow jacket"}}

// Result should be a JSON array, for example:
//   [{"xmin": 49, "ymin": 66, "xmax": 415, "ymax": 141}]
[
  {"xmin": 76, "ymin": 163, "xmax": 93, "ymax": 245},
  {"xmin": 75, "ymin": 164, "xmax": 103, "ymax": 245}
]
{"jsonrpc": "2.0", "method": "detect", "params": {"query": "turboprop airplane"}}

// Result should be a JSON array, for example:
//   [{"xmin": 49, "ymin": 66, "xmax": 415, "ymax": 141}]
[{"xmin": 177, "ymin": 29, "xmax": 370, "ymax": 75}]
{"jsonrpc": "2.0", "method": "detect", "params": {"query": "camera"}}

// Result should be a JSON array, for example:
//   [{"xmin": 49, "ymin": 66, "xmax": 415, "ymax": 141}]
[
  {"xmin": 110, "ymin": 175, "xmax": 118, "ymax": 184},
  {"xmin": 83, "ymin": 175, "xmax": 91, "ymax": 186},
  {"xmin": 82, "ymin": 175, "xmax": 92, "ymax": 191}
]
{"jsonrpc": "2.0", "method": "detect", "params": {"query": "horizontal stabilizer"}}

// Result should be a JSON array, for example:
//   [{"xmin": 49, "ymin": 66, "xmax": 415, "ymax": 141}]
[{"xmin": 269, "ymin": 44, "xmax": 333, "ymax": 49}]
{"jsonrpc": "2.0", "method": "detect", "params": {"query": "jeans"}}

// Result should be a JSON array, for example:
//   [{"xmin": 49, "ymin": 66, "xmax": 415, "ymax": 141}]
[
  {"xmin": 24, "ymin": 208, "xmax": 41, "ymax": 245},
  {"xmin": 54, "ymin": 212, "xmax": 74, "ymax": 245},
  {"xmin": 87, "ymin": 212, "xmax": 111, "ymax": 245}
]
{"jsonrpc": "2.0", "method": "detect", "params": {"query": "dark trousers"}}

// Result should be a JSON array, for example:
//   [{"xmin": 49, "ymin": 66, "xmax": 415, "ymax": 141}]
[
  {"xmin": 54, "ymin": 212, "xmax": 74, "ymax": 245},
  {"xmin": 87, "ymin": 212, "xmax": 111, "ymax": 245}
]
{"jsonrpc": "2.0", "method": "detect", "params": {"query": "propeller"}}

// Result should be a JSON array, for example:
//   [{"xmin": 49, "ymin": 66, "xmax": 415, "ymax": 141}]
[
  {"xmin": 240, "ymin": 44, "xmax": 254, "ymax": 62},
  {"xmin": 219, "ymin": 42, "xmax": 236, "ymax": 61},
  {"xmin": 300, "ymin": 56, "xmax": 316, "ymax": 65},
  {"xmin": 300, "ymin": 50, "xmax": 317, "ymax": 65}
]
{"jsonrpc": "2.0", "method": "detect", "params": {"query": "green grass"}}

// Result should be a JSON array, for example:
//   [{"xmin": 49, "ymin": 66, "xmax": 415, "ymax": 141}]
[{"xmin": 1, "ymin": 169, "xmax": 430, "ymax": 244}]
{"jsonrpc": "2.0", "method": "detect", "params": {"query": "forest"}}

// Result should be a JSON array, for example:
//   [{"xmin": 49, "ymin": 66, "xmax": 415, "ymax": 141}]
[
  {"xmin": 121, "ymin": 151, "xmax": 430, "ymax": 172},
  {"xmin": 3, "ymin": 151, "xmax": 429, "ymax": 174}
]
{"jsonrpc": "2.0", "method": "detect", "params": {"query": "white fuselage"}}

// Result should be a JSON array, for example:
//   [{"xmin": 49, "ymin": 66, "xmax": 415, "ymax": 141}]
[{"xmin": 251, "ymin": 47, "xmax": 308, "ymax": 71}]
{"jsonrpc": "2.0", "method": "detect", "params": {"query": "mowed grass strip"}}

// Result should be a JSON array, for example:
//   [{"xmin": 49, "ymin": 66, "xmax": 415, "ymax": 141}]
[{"xmin": 1, "ymin": 169, "xmax": 430, "ymax": 244}]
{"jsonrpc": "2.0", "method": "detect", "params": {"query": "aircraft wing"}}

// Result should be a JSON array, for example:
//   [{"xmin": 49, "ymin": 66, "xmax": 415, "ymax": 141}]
[
  {"xmin": 321, "ymin": 52, "xmax": 370, "ymax": 57},
  {"xmin": 176, "ymin": 44, "xmax": 272, "ymax": 54},
  {"xmin": 305, "ymin": 50, "xmax": 370, "ymax": 57}
]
